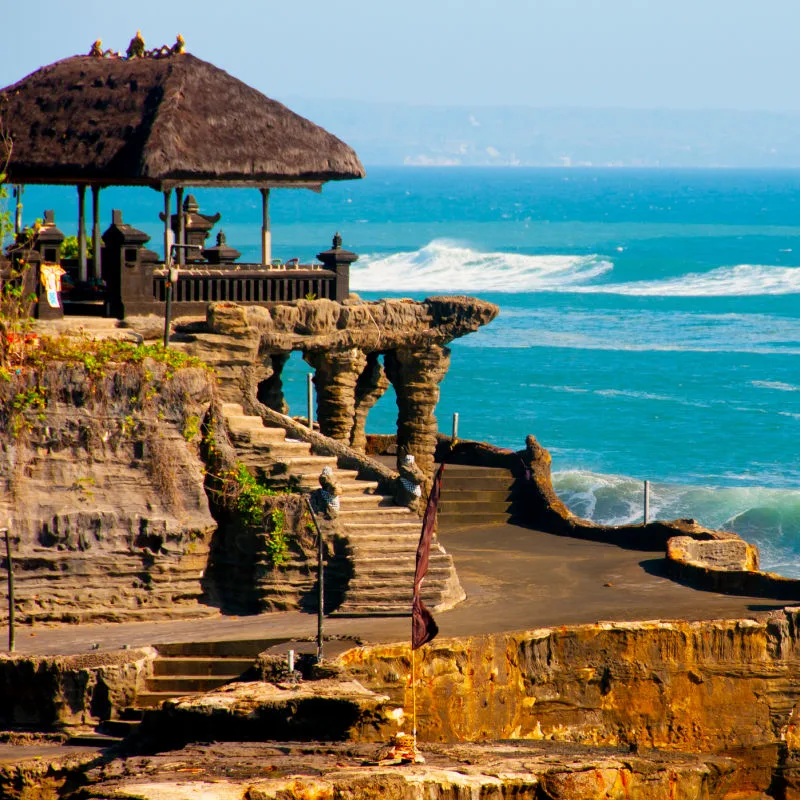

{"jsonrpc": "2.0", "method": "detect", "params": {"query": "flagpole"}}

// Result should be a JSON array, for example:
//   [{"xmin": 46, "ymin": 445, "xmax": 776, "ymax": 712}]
[{"xmin": 411, "ymin": 645, "xmax": 417, "ymax": 744}]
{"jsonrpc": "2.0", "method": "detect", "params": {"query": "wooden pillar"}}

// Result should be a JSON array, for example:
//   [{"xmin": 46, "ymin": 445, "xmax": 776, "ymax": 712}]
[
  {"xmin": 77, "ymin": 185, "xmax": 88, "ymax": 282},
  {"xmin": 260, "ymin": 187, "xmax": 271, "ymax": 265},
  {"xmin": 163, "ymin": 189, "xmax": 173, "ymax": 264},
  {"xmin": 13, "ymin": 186, "xmax": 23, "ymax": 236},
  {"xmin": 176, "ymin": 186, "xmax": 185, "ymax": 266},
  {"xmin": 91, "ymin": 185, "xmax": 102, "ymax": 280}
]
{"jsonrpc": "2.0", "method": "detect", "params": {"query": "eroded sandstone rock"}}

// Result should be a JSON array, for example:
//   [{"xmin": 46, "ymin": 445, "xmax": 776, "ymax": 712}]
[{"xmin": 69, "ymin": 740, "xmax": 746, "ymax": 800}]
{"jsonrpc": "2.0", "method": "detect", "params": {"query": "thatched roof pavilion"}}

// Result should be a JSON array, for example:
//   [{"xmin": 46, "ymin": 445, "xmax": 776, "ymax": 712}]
[{"xmin": 0, "ymin": 36, "xmax": 365, "ymax": 276}]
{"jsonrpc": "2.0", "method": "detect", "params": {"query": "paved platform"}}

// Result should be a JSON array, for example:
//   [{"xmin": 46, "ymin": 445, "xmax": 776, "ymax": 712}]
[{"xmin": 5, "ymin": 523, "xmax": 791, "ymax": 658}]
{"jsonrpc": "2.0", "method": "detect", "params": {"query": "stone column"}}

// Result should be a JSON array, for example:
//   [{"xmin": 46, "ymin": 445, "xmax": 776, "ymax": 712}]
[
  {"xmin": 304, "ymin": 348, "xmax": 367, "ymax": 442},
  {"xmin": 384, "ymin": 345, "xmax": 451, "ymax": 491},
  {"xmin": 256, "ymin": 353, "xmax": 290, "ymax": 414},
  {"xmin": 351, "ymin": 353, "xmax": 389, "ymax": 452}
]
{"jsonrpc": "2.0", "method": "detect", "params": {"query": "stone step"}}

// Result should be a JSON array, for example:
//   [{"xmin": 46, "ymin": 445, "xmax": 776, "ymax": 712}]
[
  {"xmin": 225, "ymin": 414, "xmax": 269, "ymax": 432},
  {"xmin": 352, "ymin": 561, "xmax": 453, "ymax": 577},
  {"xmin": 271, "ymin": 456, "xmax": 338, "ymax": 472},
  {"xmin": 335, "ymin": 481, "xmax": 381, "ymax": 494},
  {"xmin": 345, "ymin": 580, "xmax": 452, "ymax": 596},
  {"xmin": 339, "ymin": 495, "xmax": 401, "ymax": 508},
  {"xmin": 65, "ymin": 731, "xmax": 124, "ymax": 748},
  {"xmin": 155, "ymin": 638, "xmax": 287, "ymax": 658},
  {"xmin": 440, "ymin": 476, "xmax": 514, "ymax": 492},
  {"xmin": 339, "ymin": 508, "xmax": 416, "ymax": 520},
  {"xmin": 439, "ymin": 513, "xmax": 510, "ymax": 529},
  {"xmin": 331, "ymin": 605, "xmax": 411, "ymax": 617},
  {"xmin": 244, "ymin": 428, "xmax": 290, "ymax": 445},
  {"xmin": 253, "ymin": 441, "xmax": 314, "ymax": 458},
  {"xmin": 152, "ymin": 657, "xmax": 256, "ymax": 677},
  {"xmin": 134, "ymin": 691, "xmax": 188, "ymax": 709},
  {"xmin": 221, "ymin": 402, "xmax": 246, "ymax": 416},
  {"xmin": 146, "ymin": 675, "xmax": 243, "ymax": 693},
  {"xmin": 438, "ymin": 492, "xmax": 514, "ymax": 506},
  {"xmin": 343, "ymin": 522, "xmax": 421, "ymax": 533},
  {"xmin": 440, "ymin": 465, "xmax": 513, "ymax": 480},
  {"xmin": 439, "ymin": 503, "xmax": 512, "ymax": 517},
  {"xmin": 100, "ymin": 719, "xmax": 142, "ymax": 739}
]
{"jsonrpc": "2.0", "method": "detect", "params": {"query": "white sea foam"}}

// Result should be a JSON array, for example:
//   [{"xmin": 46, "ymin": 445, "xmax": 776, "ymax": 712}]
[
  {"xmin": 553, "ymin": 470, "xmax": 800, "ymax": 576},
  {"xmin": 752, "ymin": 380, "xmax": 800, "ymax": 392},
  {"xmin": 351, "ymin": 241, "xmax": 612, "ymax": 292},
  {"xmin": 566, "ymin": 263, "xmax": 800, "ymax": 296},
  {"xmin": 352, "ymin": 242, "xmax": 800, "ymax": 297}
]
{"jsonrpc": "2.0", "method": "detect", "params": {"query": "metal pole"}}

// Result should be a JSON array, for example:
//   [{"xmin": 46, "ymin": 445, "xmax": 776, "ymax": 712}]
[
  {"xmin": 644, "ymin": 480, "xmax": 650, "ymax": 524},
  {"xmin": 4, "ymin": 528, "xmax": 14, "ymax": 654},
  {"xmin": 452, "ymin": 412, "xmax": 459, "ymax": 442},
  {"xmin": 304, "ymin": 498, "xmax": 324, "ymax": 662},
  {"xmin": 307, "ymin": 373, "xmax": 314, "ymax": 429}
]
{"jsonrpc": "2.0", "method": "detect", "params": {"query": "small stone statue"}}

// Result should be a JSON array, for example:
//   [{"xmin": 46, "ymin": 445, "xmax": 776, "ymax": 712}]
[
  {"xmin": 89, "ymin": 39, "xmax": 103, "ymax": 57},
  {"xmin": 312, "ymin": 466, "xmax": 341, "ymax": 519},
  {"xmin": 126, "ymin": 30, "xmax": 145, "ymax": 59},
  {"xmin": 398, "ymin": 453, "xmax": 424, "ymax": 501}
]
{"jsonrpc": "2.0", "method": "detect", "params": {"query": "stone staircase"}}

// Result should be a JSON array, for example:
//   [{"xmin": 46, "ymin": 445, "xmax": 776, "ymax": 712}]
[
  {"xmin": 437, "ymin": 464, "xmax": 517, "ymax": 530},
  {"xmin": 95, "ymin": 639, "xmax": 274, "ymax": 740},
  {"xmin": 221, "ymin": 403, "xmax": 465, "ymax": 616},
  {"xmin": 132, "ymin": 638, "xmax": 274, "ymax": 710}
]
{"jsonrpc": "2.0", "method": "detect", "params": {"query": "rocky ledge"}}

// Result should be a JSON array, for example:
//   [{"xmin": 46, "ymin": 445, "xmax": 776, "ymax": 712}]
[{"xmin": 72, "ymin": 740, "xmax": 745, "ymax": 800}]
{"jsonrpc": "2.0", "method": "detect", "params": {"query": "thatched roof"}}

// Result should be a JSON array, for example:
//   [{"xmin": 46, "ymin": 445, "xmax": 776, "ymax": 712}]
[{"xmin": 0, "ymin": 51, "xmax": 365, "ymax": 188}]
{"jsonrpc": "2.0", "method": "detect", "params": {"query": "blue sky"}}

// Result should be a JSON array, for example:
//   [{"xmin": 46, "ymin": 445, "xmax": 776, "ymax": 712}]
[{"xmin": 2, "ymin": 0, "xmax": 799, "ymax": 111}]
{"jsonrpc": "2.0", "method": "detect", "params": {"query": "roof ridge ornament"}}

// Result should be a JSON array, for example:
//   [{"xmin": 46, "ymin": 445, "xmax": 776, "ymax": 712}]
[{"xmin": 89, "ymin": 34, "xmax": 185, "ymax": 59}]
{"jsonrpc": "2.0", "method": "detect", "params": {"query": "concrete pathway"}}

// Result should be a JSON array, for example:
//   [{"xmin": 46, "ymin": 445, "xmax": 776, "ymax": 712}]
[{"xmin": 6, "ymin": 523, "xmax": 792, "ymax": 658}]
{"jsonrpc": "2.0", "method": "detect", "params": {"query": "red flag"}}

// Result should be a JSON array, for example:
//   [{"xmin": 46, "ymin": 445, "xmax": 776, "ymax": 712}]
[{"xmin": 412, "ymin": 462, "xmax": 445, "ymax": 650}]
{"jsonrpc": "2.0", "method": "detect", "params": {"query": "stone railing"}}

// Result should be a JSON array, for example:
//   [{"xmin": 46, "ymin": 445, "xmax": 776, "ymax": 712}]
[
  {"xmin": 100, "ymin": 211, "xmax": 355, "ymax": 318},
  {"xmin": 151, "ymin": 265, "xmax": 341, "ymax": 317}
]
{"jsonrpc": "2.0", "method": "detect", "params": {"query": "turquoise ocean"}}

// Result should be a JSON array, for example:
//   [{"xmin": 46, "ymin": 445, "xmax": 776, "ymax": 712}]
[{"xmin": 21, "ymin": 167, "xmax": 800, "ymax": 575}]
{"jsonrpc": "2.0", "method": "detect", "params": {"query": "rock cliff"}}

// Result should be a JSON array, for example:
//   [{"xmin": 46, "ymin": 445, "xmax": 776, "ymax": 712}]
[{"xmin": 0, "ymin": 353, "xmax": 217, "ymax": 624}]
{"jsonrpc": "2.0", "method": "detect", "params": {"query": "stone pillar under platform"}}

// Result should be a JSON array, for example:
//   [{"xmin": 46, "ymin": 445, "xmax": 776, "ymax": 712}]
[
  {"xmin": 384, "ymin": 344, "xmax": 451, "ymax": 493},
  {"xmin": 256, "ymin": 353, "xmax": 290, "ymax": 415},
  {"xmin": 304, "ymin": 348, "xmax": 368, "ymax": 442},
  {"xmin": 351, "ymin": 352, "xmax": 389, "ymax": 452}
]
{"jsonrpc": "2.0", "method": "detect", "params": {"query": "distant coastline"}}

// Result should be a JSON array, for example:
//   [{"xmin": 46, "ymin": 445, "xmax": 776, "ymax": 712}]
[{"xmin": 282, "ymin": 99, "xmax": 800, "ymax": 169}]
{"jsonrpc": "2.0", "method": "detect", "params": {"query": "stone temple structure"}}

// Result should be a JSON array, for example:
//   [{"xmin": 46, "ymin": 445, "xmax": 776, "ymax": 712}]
[{"xmin": 183, "ymin": 296, "xmax": 499, "ymax": 487}]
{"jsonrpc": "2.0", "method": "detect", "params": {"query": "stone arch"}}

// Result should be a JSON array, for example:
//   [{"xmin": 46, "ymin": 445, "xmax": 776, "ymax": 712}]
[
  {"xmin": 256, "ymin": 352, "xmax": 290, "ymax": 414},
  {"xmin": 351, "ymin": 351, "xmax": 390, "ymax": 451}
]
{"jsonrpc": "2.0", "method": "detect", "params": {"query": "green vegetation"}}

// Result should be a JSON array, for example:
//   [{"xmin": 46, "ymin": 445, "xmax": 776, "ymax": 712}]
[
  {"xmin": 230, "ymin": 461, "xmax": 276, "ymax": 527},
  {"xmin": 223, "ymin": 461, "xmax": 292, "ymax": 567},
  {"xmin": 29, "ymin": 338, "xmax": 210, "ymax": 377},
  {"xmin": 59, "ymin": 235, "xmax": 92, "ymax": 261},
  {"xmin": 266, "ymin": 507, "xmax": 290, "ymax": 567}
]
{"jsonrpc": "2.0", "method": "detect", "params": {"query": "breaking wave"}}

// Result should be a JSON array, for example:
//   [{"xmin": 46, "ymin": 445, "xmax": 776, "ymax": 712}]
[
  {"xmin": 351, "ymin": 241, "xmax": 612, "ymax": 292},
  {"xmin": 577, "ymin": 264, "xmax": 800, "ymax": 297},
  {"xmin": 553, "ymin": 470, "xmax": 800, "ymax": 577},
  {"xmin": 352, "ymin": 242, "xmax": 800, "ymax": 296}
]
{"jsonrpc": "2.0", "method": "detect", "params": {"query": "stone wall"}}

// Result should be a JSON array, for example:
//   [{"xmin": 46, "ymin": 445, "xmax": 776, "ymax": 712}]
[
  {"xmin": 0, "ymin": 362, "xmax": 218, "ymax": 624},
  {"xmin": 341, "ymin": 610, "xmax": 800, "ymax": 791},
  {"xmin": 0, "ymin": 648, "xmax": 155, "ymax": 728}
]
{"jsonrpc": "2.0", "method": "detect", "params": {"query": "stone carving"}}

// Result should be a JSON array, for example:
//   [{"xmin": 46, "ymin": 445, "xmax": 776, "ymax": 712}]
[
  {"xmin": 312, "ymin": 465, "xmax": 341, "ymax": 519},
  {"xmin": 397, "ymin": 453, "xmax": 424, "ymax": 508}
]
